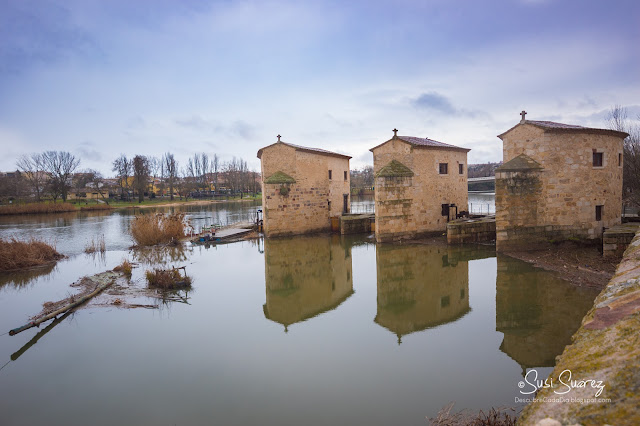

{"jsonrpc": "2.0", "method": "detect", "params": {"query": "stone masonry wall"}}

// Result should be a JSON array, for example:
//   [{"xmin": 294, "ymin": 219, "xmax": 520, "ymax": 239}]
[
  {"xmin": 373, "ymin": 139, "xmax": 468, "ymax": 242},
  {"xmin": 260, "ymin": 144, "xmax": 350, "ymax": 237},
  {"xmin": 496, "ymin": 124, "xmax": 623, "ymax": 250}
]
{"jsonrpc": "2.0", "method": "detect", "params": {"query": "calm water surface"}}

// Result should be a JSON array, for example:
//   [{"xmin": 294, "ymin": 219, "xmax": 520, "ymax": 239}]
[{"xmin": 0, "ymin": 200, "xmax": 597, "ymax": 425}]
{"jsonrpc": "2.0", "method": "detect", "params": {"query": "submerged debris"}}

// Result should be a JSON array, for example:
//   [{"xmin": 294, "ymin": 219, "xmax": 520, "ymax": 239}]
[{"xmin": 145, "ymin": 267, "xmax": 192, "ymax": 290}]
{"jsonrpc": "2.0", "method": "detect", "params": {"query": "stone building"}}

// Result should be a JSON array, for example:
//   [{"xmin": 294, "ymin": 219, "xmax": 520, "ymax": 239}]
[
  {"xmin": 495, "ymin": 112, "xmax": 628, "ymax": 250},
  {"xmin": 262, "ymin": 235, "xmax": 353, "ymax": 332},
  {"xmin": 370, "ymin": 129, "xmax": 470, "ymax": 242},
  {"xmin": 257, "ymin": 136, "xmax": 351, "ymax": 237}
]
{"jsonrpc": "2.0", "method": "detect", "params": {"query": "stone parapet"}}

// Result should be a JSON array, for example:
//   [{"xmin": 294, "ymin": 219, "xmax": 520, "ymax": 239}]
[{"xmin": 447, "ymin": 216, "xmax": 496, "ymax": 244}]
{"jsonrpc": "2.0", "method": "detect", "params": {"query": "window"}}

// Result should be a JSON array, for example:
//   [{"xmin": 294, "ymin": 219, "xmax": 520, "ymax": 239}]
[
  {"xmin": 328, "ymin": 170, "xmax": 332, "ymax": 180},
  {"xmin": 593, "ymin": 152, "xmax": 603, "ymax": 167},
  {"xmin": 459, "ymin": 164, "xmax": 464, "ymax": 174},
  {"xmin": 619, "ymin": 153, "xmax": 622, "ymax": 167},
  {"xmin": 440, "ymin": 295, "xmax": 450, "ymax": 308},
  {"xmin": 596, "ymin": 205, "xmax": 603, "ymax": 221},
  {"xmin": 344, "ymin": 171, "xmax": 348, "ymax": 181},
  {"xmin": 439, "ymin": 163, "xmax": 448, "ymax": 174}
]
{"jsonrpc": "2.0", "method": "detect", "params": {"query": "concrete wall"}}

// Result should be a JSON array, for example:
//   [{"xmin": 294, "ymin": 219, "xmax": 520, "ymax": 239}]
[
  {"xmin": 260, "ymin": 143, "xmax": 350, "ymax": 237},
  {"xmin": 372, "ymin": 139, "xmax": 468, "ymax": 242},
  {"xmin": 496, "ymin": 123, "xmax": 623, "ymax": 250}
]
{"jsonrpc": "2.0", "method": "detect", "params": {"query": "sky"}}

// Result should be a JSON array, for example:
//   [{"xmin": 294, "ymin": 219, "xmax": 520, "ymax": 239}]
[{"xmin": 1, "ymin": 0, "xmax": 639, "ymax": 176}]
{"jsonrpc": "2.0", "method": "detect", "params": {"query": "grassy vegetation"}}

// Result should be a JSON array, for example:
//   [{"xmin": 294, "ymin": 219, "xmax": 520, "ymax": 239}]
[
  {"xmin": 84, "ymin": 235, "xmax": 106, "ymax": 254},
  {"xmin": 0, "ymin": 237, "xmax": 64, "ymax": 271},
  {"xmin": 130, "ymin": 213, "xmax": 187, "ymax": 246},
  {"xmin": 0, "ymin": 202, "xmax": 77, "ymax": 215},
  {"xmin": 145, "ymin": 268, "xmax": 192, "ymax": 289},
  {"xmin": 113, "ymin": 258, "xmax": 133, "ymax": 279}
]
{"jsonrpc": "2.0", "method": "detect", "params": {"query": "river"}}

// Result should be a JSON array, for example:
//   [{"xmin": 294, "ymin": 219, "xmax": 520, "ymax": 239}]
[{"xmin": 0, "ymin": 197, "xmax": 597, "ymax": 425}]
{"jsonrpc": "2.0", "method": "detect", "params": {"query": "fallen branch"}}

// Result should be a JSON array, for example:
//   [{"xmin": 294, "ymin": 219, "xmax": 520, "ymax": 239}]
[{"xmin": 9, "ymin": 277, "xmax": 115, "ymax": 336}]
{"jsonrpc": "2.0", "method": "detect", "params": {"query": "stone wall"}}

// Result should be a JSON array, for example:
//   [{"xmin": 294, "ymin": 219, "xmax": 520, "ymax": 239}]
[
  {"xmin": 518, "ymin": 228, "xmax": 640, "ymax": 425},
  {"xmin": 372, "ymin": 139, "xmax": 468, "ymax": 242},
  {"xmin": 496, "ymin": 123, "xmax": 624, "ymax": 250},
  {"xmin": 260, "ymin": 143, "xmax": 350, "ymax": 237},
  {"xmin": 447, "ymin": 216, "xmax": 496, "ymax": 244}
]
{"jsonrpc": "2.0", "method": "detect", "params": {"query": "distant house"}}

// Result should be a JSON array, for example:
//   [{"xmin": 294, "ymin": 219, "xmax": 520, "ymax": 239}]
[
  {"xmin": 495, "ymin": 113, "xmax": 628, "ymax": 250},
  {"xmin": 370, "ymin": 129, "xmax": 470, "ymax": 242},
  {"xmin": 257, "ymin": 136, "xmax": 351, "ymax": 237}
]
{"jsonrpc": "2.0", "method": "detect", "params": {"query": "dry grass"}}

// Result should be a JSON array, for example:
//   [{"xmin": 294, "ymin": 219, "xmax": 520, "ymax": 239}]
[
  {"xmin": 80, "ymin": 204, "xmax": 112, "ymax": 211},
  {"xmin": 145, "ymin": 268, "xmax": 192, "ymax": 289},
  {"xmin": 429, "ymin": 403, "xmax": 517, "ymax": 426},
  {"xmin": 0, "ymin": 237, "xmax": 64, "ymax": 271},
  {"xmin": 84, "ymin": 234, "xmax": 106, "ymax": 254},
  {"xmin": 130, "ymin": 213, "xmax": 187, "ymax": 246},
  {"xmin": 0, "ymin": 202, "xmax": 77, "ymax": 216},
  {"xmin": 113, "ymin": 258, "xmax": 133, "ymax": 279}
]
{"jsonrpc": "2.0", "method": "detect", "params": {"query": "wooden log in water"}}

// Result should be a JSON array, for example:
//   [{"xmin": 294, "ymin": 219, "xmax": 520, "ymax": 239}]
[{"xmin": 9, "ymin": 278, "xmax": 115, "ymax": 336}]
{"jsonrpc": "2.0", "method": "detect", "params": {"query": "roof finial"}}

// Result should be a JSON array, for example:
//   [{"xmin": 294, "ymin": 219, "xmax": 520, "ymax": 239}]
[
  {"xmin": 393, "ymin": 128, "xmax": 398, "ymax": 138},
  {"xmin": 520, "ymin": 110, "xmax": 527, "ymax": 123},
  {"xmin": 277, "ymin": 134, "xmax": 281, "ymax": 142}
]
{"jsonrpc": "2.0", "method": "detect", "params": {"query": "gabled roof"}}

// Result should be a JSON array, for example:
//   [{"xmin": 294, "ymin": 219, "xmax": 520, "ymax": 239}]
[
  {"xmin": 370, "ymin": 135, "xmax": 470, "ymax": 152},
  {"xmin": 495, "ymin": 154, "xmax": 543, "ymax": 172},
  {"xmin": 264, "ymin": 171, "xmax": 296, "ymax": 184},
  {"xmin": 375, "ymin": 160, "xmax": 414, "ymax": 178},
  {"xmin": 498, "ymin": 120, "xmax": 629, "ymax": 139},
  {"xmin": 257, "ymin": 141, "xmax": 351, "ymax": 160}
]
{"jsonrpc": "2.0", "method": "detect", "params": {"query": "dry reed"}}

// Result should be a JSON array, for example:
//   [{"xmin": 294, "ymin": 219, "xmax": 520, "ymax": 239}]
[
  {"xmin": 429, "ymin": 403, "xmax": 517, "ymax": 426},
  {"xmin": 80, "ymin": 204, "xmax": 112, "ymax": 211},
  {"xmin": 130, "ymin": 213, "xmax": 186, "ymax": 246},
  {"xmin": 84, "ymin": 234, "xmax": 106, "ymax": 254},
  {"xmin": 145, "ymin": 268, "xmax": 192, "ymax": 289},
  {"xmin": 0, "ymin": 237, "xmax": 64, "ymax": 271},
  {"xmin": 0, "ymin": 202, "xmax": 77, "ymax": 216},
  {"xmin": 113, "ymin": 258, "xmax": 133, "ymax": 279}
]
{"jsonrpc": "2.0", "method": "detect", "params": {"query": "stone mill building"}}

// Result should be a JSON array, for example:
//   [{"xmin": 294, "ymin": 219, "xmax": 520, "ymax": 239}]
[
  {"xmin": 495, "ymin": 112, "xmax": 629, "ymax": 250},
  {"xmin": 370, "ymin": 129, "xmax": 470, "ymax": 242},
  {"xmin": 257, "ymin": 136, "xmax": 351, "ymax": 237}
]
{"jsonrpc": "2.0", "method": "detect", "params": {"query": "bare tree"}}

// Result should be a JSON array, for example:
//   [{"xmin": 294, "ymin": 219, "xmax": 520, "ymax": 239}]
[
  {"xmin": 163, "ymin": 152, "xmax": 178, "ymax": 200},
  {"xmin": 112, "ymin": 154, "xmax": 132, "ymax": 200},
  {"xmin": 212, "ymin": 154, "xmax": 220, "ymax": 195},
  {"xmin": 42, "ymin": 151, "xmax": 80, "ymax": 202},
  {"xmin": 16, "ymin": 153, "xmax": 47, "ymax": 201},
  {"xmin": 132, "ymin": 155, "xmax": 150, "ymax": 203},
  {"xmin": 606, "ymin": 105, "xmax": 640, "ymax": 207}
]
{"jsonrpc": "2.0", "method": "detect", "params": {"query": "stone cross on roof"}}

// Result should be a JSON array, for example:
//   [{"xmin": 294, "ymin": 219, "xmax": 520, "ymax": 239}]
[
  {"xmin": 520, "ymin": 110, "xmax": 527, "ymax": 123},
  {"xmin": 277, "ymin": 134, "xmax": 281, "ymax": 142},
  {"xmin": 393, "ymin": 128, "xmax": 398, "ymax": 138}
]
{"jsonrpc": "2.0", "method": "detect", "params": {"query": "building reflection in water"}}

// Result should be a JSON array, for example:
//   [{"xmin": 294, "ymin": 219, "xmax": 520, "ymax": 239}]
[
  {"xmin": 262, "ymin": 235, "xmax": 354, "ymax": 332},
  {"xmin": 374, "ymin": 244, "xmax": 473, "ymax": 344},
  {"xmin": 495, "ymin": 255, "xmax": 599, "ymax": 375}
]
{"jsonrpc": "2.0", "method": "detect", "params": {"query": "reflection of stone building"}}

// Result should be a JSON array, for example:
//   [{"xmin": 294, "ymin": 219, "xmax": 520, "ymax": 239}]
[
  {"xmin": 495, "ymin": 114, "xmax": 628, "ymax": 250},
  {"xmin": 257, "ymin": 137, "xmax": 351, "ymax": 237},
  {"xmin": 263, "ymin": 235, "xmax": 353, "ymax": 331},
  {"xmin": 370, "ymin": 129, "xmax": 469, "ymax": 242},
  {"xmin": 375, "ymin": 244, "xmax": 470, "ymax": 343},
  {"xmin": 495, "ymin": 255, "xmax": 598, "ymax": 374}
]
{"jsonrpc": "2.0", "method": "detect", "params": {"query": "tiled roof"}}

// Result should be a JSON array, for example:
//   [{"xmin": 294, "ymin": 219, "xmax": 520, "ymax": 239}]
[
  {"xmin": 498, "ymin": 120, "xmax": 629, "ymax": 139},
  {"xmin": 257, "ymin": 141, "xmax": 351, "ymax": 159},
  {"xmin": 370, "ymin": 135, "xmax": 470, "ymax": 152}
]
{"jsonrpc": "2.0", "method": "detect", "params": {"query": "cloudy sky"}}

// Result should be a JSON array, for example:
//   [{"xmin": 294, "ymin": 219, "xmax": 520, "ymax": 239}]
[{"xmin": 1, "ymin": 0, "xmax": 639, "ymax": 175}]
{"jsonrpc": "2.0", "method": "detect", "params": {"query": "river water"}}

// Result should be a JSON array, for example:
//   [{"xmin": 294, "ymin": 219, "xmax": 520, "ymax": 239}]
[{"xmin": 0, "ymin": 197, "xmax": 598, "ymax": 425}]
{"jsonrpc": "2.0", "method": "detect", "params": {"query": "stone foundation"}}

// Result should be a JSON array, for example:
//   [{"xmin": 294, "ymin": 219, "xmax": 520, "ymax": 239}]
[
  {"xmin": 603, "ymin": 222, "xmax": 640, "ymax": 258},
  {"xmin": 447, "ymin": 216, "xmax": 496, "ymax": 244}
]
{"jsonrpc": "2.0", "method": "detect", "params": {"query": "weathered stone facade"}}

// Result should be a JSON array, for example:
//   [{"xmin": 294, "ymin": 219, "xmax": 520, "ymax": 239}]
[
  {"xmin": 370, "ymin": 131, "xmax": 469, "ymax": 242},
  {"xmin": 258, "ymin": 138, "xmax": 351, "ymax": 237},
  {"xmin": 495, "ymin": 118, "xmax": 628, "ymax": 250}
]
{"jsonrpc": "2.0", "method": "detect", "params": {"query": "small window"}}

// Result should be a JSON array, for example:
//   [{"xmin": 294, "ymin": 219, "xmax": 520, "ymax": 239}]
[
  {"xmin": 328, "ymin": 200, "xmax": 331, "ymax": 211},
  {"xmin": 619, "ymin": 153, "xmax": 622, "ymax": 167},
  {"xmin": 593, "ymin": 152, "xmax": 603, "ymax": 167},
  {"xmin": 328, "ymin": 170, "xmax": 332, "ymax": 180},
  {"xmin": 344, "ymin": 171, "xmax": 348, "ymax": 181},
  {"xmin": 440, "ymin": 295, "xmax": 450, "ymax": 308},
  {"xmin": 439, "ymin": 163, "xmax": 448, "ymax": 174},
  {"xmin": 460, "ymin": 288, "xmax": 465, "ymax": 300},
  {"xmin": 596, "ymin": 205, "xmax": 603, "ymax": 221},
  {"xmin": 459, "ymin": 164, "xmax": 464, "ymax": 174}
]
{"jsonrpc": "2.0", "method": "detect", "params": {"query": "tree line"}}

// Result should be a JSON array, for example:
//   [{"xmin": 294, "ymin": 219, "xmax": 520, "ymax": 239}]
[{"xmin": 0, "ymin": 151, "xmax": 260, "ymax": 203}]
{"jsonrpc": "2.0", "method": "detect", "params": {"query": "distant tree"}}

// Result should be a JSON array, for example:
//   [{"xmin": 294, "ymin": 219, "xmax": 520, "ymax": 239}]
[
  {"xmin": 42, "ymin": 151, "xmax": 80, "ymax": 202},
  {"xmin": 212, "ymin": 154, "xmax": 220, "ymax": 194},
  {"xmin": 607, "ymin": 105, "xmax": 640, "ymax": 207},
  {"xmin": 86, "ymin": 169, "xmax": 109, "ymax": 204},
  {"xmin": 147, "ymin": 156, "xmax": 160, "ymax": 197},
  {"xmin": 112, "ymin": 154, "xmax": 132, "ymax": 200},
  {"xmin": 132, "ymin": 155, "xmax": 150, "ymax": 203},
  {"xmin": 16, "ymin": 153, "xmax": 48, "ymax": 202},
  {"xmin": 163, "ymin": 152, "xmax": 178, "ymax": 200}
]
